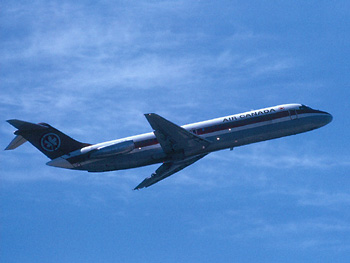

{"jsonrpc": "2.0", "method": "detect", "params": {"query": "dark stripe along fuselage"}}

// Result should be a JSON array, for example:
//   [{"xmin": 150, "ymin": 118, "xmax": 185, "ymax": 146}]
[
  {"xmin": 133, "ymin": 106, "xmax": 328, "ymax": 149},
  {"xmin": 79, "ymin": 104, "xmax": 332, "ymax": 172}
]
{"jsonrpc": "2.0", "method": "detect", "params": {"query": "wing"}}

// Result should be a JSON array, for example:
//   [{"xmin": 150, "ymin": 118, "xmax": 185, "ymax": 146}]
[
  {"xmin": 144, "ymin": 113, "xmax": 210, "ymax": 155},
  {"xmin": 135, "ymin": 113, "xmax": 211, "ymax": 190},
  {"xmin": 134, "ymin": 154, "xmax": 207, "ymax": 190}
]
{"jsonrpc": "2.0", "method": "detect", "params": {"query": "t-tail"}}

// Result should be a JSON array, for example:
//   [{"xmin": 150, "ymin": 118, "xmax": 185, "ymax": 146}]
[{"xmin": 5, "ymin": 119, "xmax": 90, "ymax": 160}]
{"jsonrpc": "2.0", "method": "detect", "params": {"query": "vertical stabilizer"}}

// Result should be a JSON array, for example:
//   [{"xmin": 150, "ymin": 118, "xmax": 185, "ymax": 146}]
[{"xmin": 6, "ymin": 119, "xmax": 90, "ymax": 160}]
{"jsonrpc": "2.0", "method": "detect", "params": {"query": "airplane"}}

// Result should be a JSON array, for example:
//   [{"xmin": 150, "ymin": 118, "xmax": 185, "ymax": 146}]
[{"xmin": 5, "ymin": 103, "xmax": 332, "ymax": 190}]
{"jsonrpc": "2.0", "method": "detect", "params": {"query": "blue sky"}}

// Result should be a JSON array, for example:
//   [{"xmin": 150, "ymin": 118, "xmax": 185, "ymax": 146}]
[{"xmin": 1, "ymin": 1, "xmax": 350, "ymax": 262}]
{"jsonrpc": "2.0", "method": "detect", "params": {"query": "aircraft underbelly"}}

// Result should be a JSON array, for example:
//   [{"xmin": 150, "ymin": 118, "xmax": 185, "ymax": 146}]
[{"xmin": 81, "ymin": 148, "xmax": 165, "ymax": 172}]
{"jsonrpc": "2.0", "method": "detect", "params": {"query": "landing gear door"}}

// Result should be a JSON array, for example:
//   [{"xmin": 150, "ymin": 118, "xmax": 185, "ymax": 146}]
[{"xmin": 289, "ymin": 109, "xmax": 298, "ymax": 120}]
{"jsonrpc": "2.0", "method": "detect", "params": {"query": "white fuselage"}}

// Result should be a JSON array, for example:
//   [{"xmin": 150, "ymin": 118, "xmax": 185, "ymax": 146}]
[{"xmin": 47, "ymin": 103, "xmax": 332, "ymax": 172}]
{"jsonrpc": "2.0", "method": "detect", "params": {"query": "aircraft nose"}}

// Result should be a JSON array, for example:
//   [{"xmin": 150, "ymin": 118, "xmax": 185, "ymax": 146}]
[
  {"xmin": 325, "ymin": 112, "xmax": 333, "ymax": 124},
  {"xmin": 320, "ymin": 111, "xmax": 333, "ymax": 126}
]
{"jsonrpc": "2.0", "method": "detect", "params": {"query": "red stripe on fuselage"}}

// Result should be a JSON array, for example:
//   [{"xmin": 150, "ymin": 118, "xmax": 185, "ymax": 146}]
[{"xmin": 134, "ymin": 110, "xmax": 300, "ymax": 149}]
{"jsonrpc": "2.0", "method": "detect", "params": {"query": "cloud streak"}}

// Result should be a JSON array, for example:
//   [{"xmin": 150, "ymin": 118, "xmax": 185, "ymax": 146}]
[{"xmin": 208, "ymin": 142, "xmax": 350, "ymax": 170}]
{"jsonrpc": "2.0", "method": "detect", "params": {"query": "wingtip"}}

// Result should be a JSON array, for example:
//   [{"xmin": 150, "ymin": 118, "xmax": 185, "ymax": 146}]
[{"xmin": 133, "ymin": 182, "xmax": 145, "ymax": 190}]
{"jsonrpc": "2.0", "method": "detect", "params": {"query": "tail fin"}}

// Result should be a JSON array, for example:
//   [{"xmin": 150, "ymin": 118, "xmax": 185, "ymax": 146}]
[{"xmin": 5, "ymin": 119, "xmax": 90, "ymax": 160}]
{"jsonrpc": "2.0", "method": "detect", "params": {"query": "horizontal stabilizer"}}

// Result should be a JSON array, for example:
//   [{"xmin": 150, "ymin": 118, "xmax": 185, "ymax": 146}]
[{"xmin": 5, "ymin": 135, "xmax": 27, "ymax": 150}]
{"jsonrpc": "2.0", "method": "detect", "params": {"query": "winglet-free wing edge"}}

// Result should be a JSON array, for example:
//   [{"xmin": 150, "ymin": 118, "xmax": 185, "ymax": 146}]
[{"xmin": 134, "ymin": 154, "xmax": 207, "ymax": 190}]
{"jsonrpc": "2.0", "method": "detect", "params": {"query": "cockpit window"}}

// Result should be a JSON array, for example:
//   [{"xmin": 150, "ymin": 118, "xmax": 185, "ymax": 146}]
[
  {"xmin": 299, "ymin": 105, "xmax": 312, "ymax": 110},
  {"xmin": 297, "ymin": 104, "xmax": 317, "ymax": 114}
]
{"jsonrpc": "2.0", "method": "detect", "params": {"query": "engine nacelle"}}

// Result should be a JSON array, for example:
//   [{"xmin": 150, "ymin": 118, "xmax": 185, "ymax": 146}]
[{"xmin": 90, "ymin": 140, "xmax": 135, "ymax": 158}]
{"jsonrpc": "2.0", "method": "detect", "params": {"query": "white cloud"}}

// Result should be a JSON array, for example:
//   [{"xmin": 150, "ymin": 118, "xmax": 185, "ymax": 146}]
[
  {"xmin": 189, "ymin": 206, "xmax": 350, "ymax": 250},
  {"xmin": 277, "ymin": 188, "xmax": 350, "ymax": 207},
  {"xmin": 208, "ymin": 141, "xmax": 350, "ymax": 170}
]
